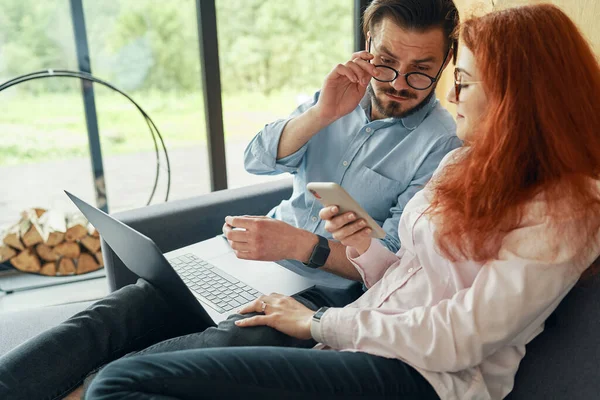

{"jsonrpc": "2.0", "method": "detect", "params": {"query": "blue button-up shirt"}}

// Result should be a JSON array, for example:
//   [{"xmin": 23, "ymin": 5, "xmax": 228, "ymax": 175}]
[{"xmin": 244, "ymin": 91, "xmax": 461, "ymax": 254}]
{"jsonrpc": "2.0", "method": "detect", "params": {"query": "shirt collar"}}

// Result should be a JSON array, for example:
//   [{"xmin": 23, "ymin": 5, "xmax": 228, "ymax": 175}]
[
  {"xmin": 359, "ymin": 94, "xmax": 373, "ymax": 121},
  {"xmin": 400, "ymin": 95, "xmax": 437, "ymax": 130},
  {"xmin": 360, "ymin": 92, "xmax": 437, "ymax": 130}
]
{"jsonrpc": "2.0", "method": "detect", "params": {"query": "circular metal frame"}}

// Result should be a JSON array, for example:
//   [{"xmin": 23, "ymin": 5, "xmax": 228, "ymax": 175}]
[{"xmin": 0, "ymin": 69, "xmax": 171, "ymax": 206}]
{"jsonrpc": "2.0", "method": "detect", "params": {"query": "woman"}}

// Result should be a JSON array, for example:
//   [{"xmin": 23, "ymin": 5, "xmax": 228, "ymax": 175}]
[{"xmin": 87, "ymin": 4, "xmax": 600, "ymax": 399}]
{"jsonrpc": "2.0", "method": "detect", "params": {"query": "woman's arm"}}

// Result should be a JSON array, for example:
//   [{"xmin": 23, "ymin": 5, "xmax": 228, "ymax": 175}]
[
  {"xmin": 320, "ymin": 206, "xmax": 402, "ymax": 287},
  {"xmin": 313, "ymin": 217, "xmax": 600, "ymax": 372},
  {"xmin": 346, "ymin": 239, "xmax": 402, "ymax": 288}
]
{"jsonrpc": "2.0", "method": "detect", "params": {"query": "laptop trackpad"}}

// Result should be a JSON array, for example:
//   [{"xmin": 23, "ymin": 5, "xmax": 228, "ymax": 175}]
[{"xmin": 207, "ymin": 252, "xmax": 315, "ymax": 296}]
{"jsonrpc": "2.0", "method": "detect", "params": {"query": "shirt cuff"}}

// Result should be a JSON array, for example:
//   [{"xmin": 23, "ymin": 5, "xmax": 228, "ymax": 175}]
[
  {"xmin": 249, "ymin": 140, "xmax": 277, "ymax": 170},
  {"xmin": 311, "ymin": 307, "xmax": 360, "ymax": 349},
  {"xmin": 275, "ymin": 142, "xmax": 308, "ymax": 172},
  {"xmin": 346, "ymin": 239, "xmax": 400, "ymax": 288},
  {"xmin": 249, "ymin": 118, "xmax": 303, "ymax": 174}
]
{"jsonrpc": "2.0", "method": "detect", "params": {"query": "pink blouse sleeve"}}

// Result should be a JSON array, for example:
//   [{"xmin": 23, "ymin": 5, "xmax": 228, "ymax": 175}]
[{"xmin": 346, "ymin": 239, "xmax": 402, "ymax": 288}]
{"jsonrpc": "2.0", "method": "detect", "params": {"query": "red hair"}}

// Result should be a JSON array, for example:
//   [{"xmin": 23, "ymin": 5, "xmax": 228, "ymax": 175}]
[{"xmin": 428, "ymin": 4, "xmax": 600, "ymax": 262}]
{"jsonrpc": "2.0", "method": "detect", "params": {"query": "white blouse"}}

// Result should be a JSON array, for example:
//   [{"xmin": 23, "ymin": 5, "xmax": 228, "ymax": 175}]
[{"xmin": 311, "ymin": 149, "xmax": 600, "ymax": 399}]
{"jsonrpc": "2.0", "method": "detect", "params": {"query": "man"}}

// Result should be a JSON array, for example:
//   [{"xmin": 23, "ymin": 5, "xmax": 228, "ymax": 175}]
[
  {"xmin": 226, "ymin": 0, "xmax": 461, "ymax": 286},
  {"xmin": 0, "ymin": 1, "xmax": 461, "ymax": 399}
]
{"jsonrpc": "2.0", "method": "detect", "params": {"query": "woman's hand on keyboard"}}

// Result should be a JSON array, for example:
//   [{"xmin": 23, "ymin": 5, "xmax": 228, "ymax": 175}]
[{"xmin": 235, "ymin": 293, "xmax": 314, "ymax": 340}]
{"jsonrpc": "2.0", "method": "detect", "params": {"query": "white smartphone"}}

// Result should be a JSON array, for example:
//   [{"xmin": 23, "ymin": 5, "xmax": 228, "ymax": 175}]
[{"xmin": 306, "ymin": 182, "xmax": 386, "ymax": 239}]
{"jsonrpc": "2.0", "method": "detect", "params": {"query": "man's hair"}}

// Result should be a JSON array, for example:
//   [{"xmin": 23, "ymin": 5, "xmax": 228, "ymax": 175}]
[{"xmin": 362, "ymin": 0, "xmax": 459, "ymax": 61}]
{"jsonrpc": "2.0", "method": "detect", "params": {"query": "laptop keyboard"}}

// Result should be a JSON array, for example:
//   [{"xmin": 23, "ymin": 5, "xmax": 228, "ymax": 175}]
[{"xmin": 170, "ymin": 253, "xmax": 262, "ymax": 314}]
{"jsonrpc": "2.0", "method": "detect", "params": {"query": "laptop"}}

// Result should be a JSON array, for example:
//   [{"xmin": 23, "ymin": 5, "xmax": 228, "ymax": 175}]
[{"xmin": 65, "ymin": 191, "xmax": 316, "ymax": 325}]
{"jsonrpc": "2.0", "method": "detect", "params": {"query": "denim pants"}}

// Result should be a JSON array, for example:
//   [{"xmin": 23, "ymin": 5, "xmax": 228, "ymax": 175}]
[
  {"xmin": 86, "ymin": 346, "xmax": 439, "ymax": 400},
  {"xmin": 0, "ymin": 279, "xmax": 366, "ymax": 400}
]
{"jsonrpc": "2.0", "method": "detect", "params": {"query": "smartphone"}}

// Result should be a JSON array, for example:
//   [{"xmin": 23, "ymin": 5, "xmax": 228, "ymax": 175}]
[{"xmin": 306, "ymin": 182, "xmax": 386, "ymax": 239}]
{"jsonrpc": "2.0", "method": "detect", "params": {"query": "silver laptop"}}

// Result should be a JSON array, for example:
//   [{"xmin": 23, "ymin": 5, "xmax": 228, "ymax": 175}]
[{"xmin": 66, "ymin": 191, "xmax": 316, "ymax": 325}]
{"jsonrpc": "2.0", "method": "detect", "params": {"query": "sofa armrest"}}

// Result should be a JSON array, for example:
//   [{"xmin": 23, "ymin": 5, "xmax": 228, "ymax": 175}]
[{"xmin": 101, "ymin": 178, "xmax": 293, "ymax": 291}]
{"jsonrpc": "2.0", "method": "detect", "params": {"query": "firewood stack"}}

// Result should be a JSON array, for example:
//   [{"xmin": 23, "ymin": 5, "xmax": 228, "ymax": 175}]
[{"xmin": 0, "ymin": 208, "xmax": 104, "ymax": 276}]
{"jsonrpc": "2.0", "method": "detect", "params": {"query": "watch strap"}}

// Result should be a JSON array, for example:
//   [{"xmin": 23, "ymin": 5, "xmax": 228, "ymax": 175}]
[
  {"xmin": 305, "ymin": 234, "xmax": 330, "ymax": 269},
  {"xmin": 312, "ymin": 306, "xmax": 329, "ymax": 322},
  {"xmin": 310, "ymin": 306, "xmax": 330, "ymax": 342}
]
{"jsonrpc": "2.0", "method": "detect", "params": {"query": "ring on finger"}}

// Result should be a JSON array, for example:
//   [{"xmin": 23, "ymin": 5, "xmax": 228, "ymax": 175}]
[{"xmin": 260, "ymin": 301, "xmax": 267, "ymax": 313}]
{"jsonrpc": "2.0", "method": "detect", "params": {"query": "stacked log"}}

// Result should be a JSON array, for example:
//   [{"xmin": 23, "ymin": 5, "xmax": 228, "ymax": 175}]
[{"xmin": 0, "ymin": 209, "xmax": 104, "ymax": 276}]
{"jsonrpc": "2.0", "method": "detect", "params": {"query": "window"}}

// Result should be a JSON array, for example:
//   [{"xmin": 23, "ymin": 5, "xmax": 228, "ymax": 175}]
[
  {"xmin": 216, "ymin": 0, "xmax": 353, "ymax": 188},
  {"xmin": 0, "ymin": 1, "xmax": 84, "ymax": 227},
  {"xmin": 83, "ymin": 0, "xmax": 210, "ymax": 210}
]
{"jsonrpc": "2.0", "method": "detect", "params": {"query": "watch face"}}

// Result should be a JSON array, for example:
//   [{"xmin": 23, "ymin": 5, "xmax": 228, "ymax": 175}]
[
  {"xmin": 315, "ymin": 246, "xmax": 330, "ymax": 265},
  {"xmin": 310, "ymin": 236, "xmax": 330, "ymax": 268}
]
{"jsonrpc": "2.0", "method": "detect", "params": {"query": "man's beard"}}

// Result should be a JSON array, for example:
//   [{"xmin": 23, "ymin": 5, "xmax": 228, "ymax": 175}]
[{"xmin": 368, "ymin": 83, "xmax": 436, "ymax": 119}]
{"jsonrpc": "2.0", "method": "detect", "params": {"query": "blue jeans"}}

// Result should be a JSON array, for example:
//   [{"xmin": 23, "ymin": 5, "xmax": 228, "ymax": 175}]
[
  {"xmin": 87, "ymin": 347, "xmax": 439, "ymax": 400},
  {"xmin": 0, "ymin": 279, "xmax": 365, "ymax": 400}
]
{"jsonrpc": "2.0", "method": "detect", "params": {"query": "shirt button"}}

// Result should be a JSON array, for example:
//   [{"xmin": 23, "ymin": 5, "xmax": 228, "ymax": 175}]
[
  {"xmin": 365, "ymin": 127, "xmax": 372, "ymax": 133},
  {"xmin": 342, "ymin": 161, "xmax": 349, "ymax": 166},
  {"xmin": 408, "ymin": 268, "xmax": 414, "ymax": 273},
  {"xmin": 311, "ymin": 216, "xmax": 318, "ymax": 222}
]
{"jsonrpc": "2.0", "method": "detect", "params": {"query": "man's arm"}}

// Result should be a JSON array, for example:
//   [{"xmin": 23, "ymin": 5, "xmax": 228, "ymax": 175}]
[
  {"xmin": 245, "ymin": 51, "xmax": 378, "ymax": 174},
  {"xmin": 223, "ymin": 216, "xmax": 363, "ymax": 282},
  {"xmin": 243, "ymin": 99, "xmax": 317, "ymax": 176},
  {"xmin": 290, "ymin": 231, "xmax": 363, "ymax": 281},
  {"xmin": 314, "ymin": 240, "xmax": 362, "ymax": 281},
  {"xmin": 278, "ymin": 50, "xmax": 381, "ymax": 159},
  {"xmin": 276, "ymin": 106, "xmax": 333, "ymax": 159}
]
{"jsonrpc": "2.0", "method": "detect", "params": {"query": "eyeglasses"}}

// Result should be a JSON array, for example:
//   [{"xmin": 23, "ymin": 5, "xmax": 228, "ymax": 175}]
[
  {"xmin": 368, "ymin": 37, "xmax": 450, "ymax": 90},
  {"xmin": 453, "ymin": 68, "xmax": 481, "ymax": 102}
]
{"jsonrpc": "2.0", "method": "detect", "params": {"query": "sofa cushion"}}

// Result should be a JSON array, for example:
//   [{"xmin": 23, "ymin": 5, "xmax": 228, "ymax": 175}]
[
  {"xmin": 0, "ymin": 301, "xmax": 93, "ymax": 357},
  {"xmin": 507, "ymin": 271, "xmax": 600, "ymax": 399}
]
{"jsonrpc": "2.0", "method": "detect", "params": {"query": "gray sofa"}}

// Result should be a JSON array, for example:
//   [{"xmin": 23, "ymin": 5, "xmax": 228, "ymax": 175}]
[
  {"xmin": 2, "ymin": 178, "xmax": 598, "ymax": 398},
  {"xmin": 0, "ymin": 179, "xmax": 294, "ymax": 358}
]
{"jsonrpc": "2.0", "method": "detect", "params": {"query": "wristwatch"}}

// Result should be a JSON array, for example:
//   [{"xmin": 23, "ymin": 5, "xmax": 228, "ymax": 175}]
[
  {"xmin": 312, "ymin": 306, "xmax": 329, "ymax": 323},
  {"xmin": 304, "ymin": 234, "xmax": 330, "ymax": 269},
  {"xmin": 310, "ymin": 306, "xmax": 330, "ymax": 342}
]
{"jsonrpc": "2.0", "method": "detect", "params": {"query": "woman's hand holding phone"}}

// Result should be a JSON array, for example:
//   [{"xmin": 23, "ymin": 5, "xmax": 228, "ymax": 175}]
[{"xmin": 319, "ymin": 206, "xmax": 373, "ymax": 255}]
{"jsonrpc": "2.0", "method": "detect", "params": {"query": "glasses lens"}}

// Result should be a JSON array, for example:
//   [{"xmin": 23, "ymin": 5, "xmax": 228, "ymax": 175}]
[
  {"xmin": 373, "ymin": 66, "xmax": 396, "ymax": 82},
  {"xmin": 407, "ymin": 73, "xmax": 433, "ymax": 90}
]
